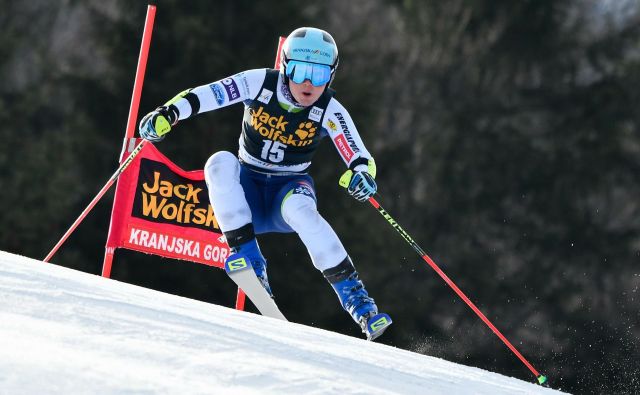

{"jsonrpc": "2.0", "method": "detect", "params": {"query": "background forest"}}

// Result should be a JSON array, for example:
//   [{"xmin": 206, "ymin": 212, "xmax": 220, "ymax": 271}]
[{"xmin": 2, "ymin": 1, "xmax": 640, "ymax": 393}]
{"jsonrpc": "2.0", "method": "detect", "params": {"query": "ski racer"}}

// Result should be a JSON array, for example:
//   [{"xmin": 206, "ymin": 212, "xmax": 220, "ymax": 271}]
[{"xmin": 139, "ymin": 27, "xmax": 391, "ymax": 340}]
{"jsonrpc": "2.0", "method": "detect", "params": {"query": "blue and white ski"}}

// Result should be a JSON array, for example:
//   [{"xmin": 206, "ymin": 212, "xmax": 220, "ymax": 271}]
[
  {"xmin": 364, "ymin": 313, "xmax": 392, "ymax": 341},
  {"xmin": 224, "ymin": 255, "xmax": 287, "ymax": 321}
]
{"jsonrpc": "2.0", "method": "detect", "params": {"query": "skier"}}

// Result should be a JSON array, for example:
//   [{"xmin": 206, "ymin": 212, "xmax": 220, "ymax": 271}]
[{"xmin": 139, "ymin": 27, "xmax": 391, "ymax": 340}]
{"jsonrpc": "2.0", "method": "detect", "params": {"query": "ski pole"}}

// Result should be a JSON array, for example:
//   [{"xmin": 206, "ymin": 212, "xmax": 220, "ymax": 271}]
[
  {"xmin": 367, "ymin": 195, "xmax": 547, "ymax": 385},
  {"xmin": 44, "ymin": 139, "xmax": 148, "ymax": 262}
]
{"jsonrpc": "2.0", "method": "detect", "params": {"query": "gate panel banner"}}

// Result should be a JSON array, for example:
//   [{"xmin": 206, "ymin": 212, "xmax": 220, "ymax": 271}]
[{"xmin": 106, "ymin": 142, "xmax": 229, "ymax": 267}]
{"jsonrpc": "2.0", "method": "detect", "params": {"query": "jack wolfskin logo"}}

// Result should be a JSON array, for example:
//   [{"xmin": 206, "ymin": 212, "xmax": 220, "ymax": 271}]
[
  {"xmin": 227, "ymin": 257, "xmax": 248, "ymax": 271},
  {"xmin": 247, "ymin": 106, "xmax": 315, "ymax": 147},
  {"xmin": 250, "ymin": 107, "xmax": 288, "ymax": 133},
  {"xmin": 370, "ymin": 316, "xmax": 389, "ymax": 331},
  {"xmin": 295, "ymin": 121, "xmax": 316, "ymax": 140}
]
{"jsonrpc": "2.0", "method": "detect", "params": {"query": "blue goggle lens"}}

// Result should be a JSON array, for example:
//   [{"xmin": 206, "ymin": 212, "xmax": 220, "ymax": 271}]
[{"xmin": 285, "ymin": 60, "xmax": 332, "ymax": 86}]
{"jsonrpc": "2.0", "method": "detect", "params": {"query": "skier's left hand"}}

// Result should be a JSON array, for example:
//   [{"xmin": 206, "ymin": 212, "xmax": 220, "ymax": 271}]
[
  {"xmin": 339, "ymin": 169, "xmax": 377, "ymax": 202},
  {"xmin": 139, "ymin": 105, "xmax": 178, "ymax": 142}
]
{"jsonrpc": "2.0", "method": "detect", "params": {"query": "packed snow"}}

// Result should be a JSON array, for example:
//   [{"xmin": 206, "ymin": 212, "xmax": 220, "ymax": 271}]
[{"xmin": 0, "ymin": 251, "xmax": 565, "ymax": 394}]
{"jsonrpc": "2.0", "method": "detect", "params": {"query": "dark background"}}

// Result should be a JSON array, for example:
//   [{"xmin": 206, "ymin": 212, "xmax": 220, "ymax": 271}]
[{"xmin": 2, "ymin": 1, "xmax": 640, "ymax": 393}]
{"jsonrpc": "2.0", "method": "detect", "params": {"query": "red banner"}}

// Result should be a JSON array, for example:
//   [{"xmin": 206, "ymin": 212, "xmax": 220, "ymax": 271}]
[{"xmin": 106, "ymin": 141, "xmax": 229, "ymax": 268}]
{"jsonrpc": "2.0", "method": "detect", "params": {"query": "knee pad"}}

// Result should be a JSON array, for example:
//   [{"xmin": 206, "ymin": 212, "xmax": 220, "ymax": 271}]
[
  {"xmin": 281, "ymin": 194, "xmax": 322, "ymax": 234},
  {"xmin": 204, "ymin": 151, "xmax": 239, "ymax": 194},
  {"xmin": 282, "ymin": 193, "xmax": 347, "ymax": 271},
  {"xmin": 204, "ymin": 151, "xmax": 251, "ymax": 230}
]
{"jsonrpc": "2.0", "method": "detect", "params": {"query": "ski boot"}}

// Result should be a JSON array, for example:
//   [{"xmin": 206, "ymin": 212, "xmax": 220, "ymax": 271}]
[
  {"xmin": 323, "ymin": 257, "xmax": 392, "ymax": 341},
  {"xmin": 232, "ymin": 239, "xmax": 272, "ymax": 298},
  {"xmin": 224, "ymin": 224, "xmax": 273, "ymax": 297},
  {"xmin": 359, "ymin": 311, "xmax": 393, "ymax": 341}
]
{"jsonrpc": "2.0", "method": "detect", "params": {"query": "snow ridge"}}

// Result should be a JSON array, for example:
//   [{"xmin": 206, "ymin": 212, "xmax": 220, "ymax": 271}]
[{"xmin": 0, "ymin": 251, "xmax": 565, "ymax": 394}]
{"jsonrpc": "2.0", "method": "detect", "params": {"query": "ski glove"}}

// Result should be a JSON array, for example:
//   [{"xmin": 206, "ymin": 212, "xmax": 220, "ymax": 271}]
[
  {"xmin": 139, "ymin": 105, "xmax": 178, "ymax": 142},
  {"xmin": 340, "ymin": 170, "xmax": 377, "ymax": 202}
]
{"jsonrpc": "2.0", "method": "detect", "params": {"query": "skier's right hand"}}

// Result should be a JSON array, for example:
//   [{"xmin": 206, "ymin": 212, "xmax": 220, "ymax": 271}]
[
  {"xmin": 139, "ymin": 105, "xmax": 178, "ymax": 142},
  {"xmin": 339, "ymin": 157, "xmax": 378, "ymax": 202}
]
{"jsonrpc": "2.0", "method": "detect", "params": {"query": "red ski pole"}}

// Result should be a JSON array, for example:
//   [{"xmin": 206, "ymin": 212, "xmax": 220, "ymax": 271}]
[
  {"xmin": 44, "ymin": 140, "xmax": 148, "ymax": 262},
  {"xmin": 368, "ymin": 195, "xmax": 547, "ymax": 385}
]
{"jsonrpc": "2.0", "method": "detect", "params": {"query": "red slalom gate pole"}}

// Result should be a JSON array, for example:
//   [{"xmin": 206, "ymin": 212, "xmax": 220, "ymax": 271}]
[
  {"xmin": 368, "ymin": 196, "xmax": 547, "ymax": 385},
  {"xmin": 45, "ymin": 5, "xmax": 157, "ymax": 263},
  {"xmin": 102, "ymin": 4, "xmax": 157, "ymax": 277},
  {"xmin": 120, "ymin": 4, "xmax": 156, "ymax": 155}
]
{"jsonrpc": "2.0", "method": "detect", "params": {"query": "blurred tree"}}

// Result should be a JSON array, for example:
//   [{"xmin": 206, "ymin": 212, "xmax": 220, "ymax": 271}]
[{"xmin": 318, "ymin": 0, "xmax": 640, "ymax": 392}]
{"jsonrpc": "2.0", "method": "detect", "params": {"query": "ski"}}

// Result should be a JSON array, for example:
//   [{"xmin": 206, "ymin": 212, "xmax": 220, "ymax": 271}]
[
  {"xmin": 364, "ymin": 313, "xmax": 392, "ymax": 341},
  {"xmin": 224, "ymin": 255, "xmax": 287, "ymax": 321}
]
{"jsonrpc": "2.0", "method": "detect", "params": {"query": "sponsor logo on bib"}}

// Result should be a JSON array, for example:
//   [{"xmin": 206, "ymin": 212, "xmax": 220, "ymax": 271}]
[
  {"xmin": 309, "ymin": 106, "xmax": 324, "ymax": 122},
  {"xmin": 257, "ymin": 88, "xmax": 273, "ymax": 104}
]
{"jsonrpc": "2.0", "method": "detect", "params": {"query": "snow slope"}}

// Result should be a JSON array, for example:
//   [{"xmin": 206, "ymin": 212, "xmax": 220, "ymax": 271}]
[{"xmin": 0, "ymin": 251, "xmax": 565, "ymax": 394}]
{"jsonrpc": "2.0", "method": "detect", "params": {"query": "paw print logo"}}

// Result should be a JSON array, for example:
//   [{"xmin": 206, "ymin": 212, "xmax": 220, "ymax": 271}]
[{"xmin": 295, "ymin": 122, "xmax": 316, "ymax": 140}]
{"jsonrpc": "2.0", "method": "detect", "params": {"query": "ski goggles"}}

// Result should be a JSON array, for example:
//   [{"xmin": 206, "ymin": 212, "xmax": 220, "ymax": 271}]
[{"xmin": 285, "ymin": 60, "xmax": 332, "ymax": 86}]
